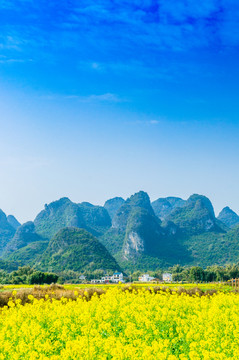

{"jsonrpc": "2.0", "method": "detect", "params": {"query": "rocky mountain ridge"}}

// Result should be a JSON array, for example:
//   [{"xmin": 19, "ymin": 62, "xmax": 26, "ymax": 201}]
[
  {"xmin": 0, "ymin": 192, "xmax": 239, "ymax": 272},
  {"xmin": 0, "ymin": 209, "xmax": 21, "ymax": 257},
  {"xmin": 36, "ymin": 227, "xmax": 120, "ymax": 273},
  {"xmin": 217, "ymin": 206, "xmax": 239, "ymax": 228}
]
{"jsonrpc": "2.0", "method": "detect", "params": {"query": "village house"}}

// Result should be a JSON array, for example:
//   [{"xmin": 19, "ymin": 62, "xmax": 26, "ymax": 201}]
[
  {"xmin": 91, "ymin": 272, "xmax": 124, "ymax": 284},
  {"xmin": 138, "ymin": 274, "xmax": 155, "ymax": 282},
  {"xmin": 162, "ymin": 273, "xmax": 173, "ymax": 282},
  {"xmin": 101, "ymin": 275, "xmax": 112, "ymax": 283},
  {"xmin": 91, "ymin": 279, "xmax": 104, "ymax": 284},
  {"xmin": 79, "ymin": 275, "xmax": 86, "ymax": 282},
  {"xmin": 111, "ymin": 272, "xmax": 124, "ymax": 283}
]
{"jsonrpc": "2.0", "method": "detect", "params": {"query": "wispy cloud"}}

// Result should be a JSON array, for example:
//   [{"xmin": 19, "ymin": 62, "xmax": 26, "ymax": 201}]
[
  {"xmin": 149, "ymin": 120, "xmax": 160, "ymax": 124},
  {"xmin": 1, "ymin": 0, "xmax": 239, "ymax": 60},
  {"xmin": 79, "ymin": 93, "xmax": 124, "ymax": 103},
  {"xmin": 39, "ymin": 92, "xmax": 126, "ymax": 103},
  {"xmin": 0, "ymin": 56, "xmax": 33, "ymax": 63},
  {"xmin": 126, "ymin": 119, "xmax": 163, "ymax": 126}
]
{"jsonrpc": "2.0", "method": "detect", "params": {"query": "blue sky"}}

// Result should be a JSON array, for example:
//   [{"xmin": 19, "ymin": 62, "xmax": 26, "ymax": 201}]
[{"xmin": 0, "ymin": 0, "xmax": 239, "ymax": 222}]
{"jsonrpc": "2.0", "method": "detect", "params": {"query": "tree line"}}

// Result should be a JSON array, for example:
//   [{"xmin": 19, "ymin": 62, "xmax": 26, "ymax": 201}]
[
  {"xmin": 1, "ymin": 264, "xmax": 239, "ymax": 285},
  {"xmin": 0, "ymin": 266, "xmax": 58, "ymax": 285},
  {"xmin": 129, "ymin": 264, "xmax": 239, "ymax": 283},
  {"xmin": 169, "ymin": 264, "xmax": 239, "ymax": 282}
]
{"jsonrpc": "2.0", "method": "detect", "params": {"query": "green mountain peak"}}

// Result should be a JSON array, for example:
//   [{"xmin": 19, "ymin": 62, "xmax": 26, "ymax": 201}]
[
  {"xmin": 152, "ymin": 196, "xmax": 185, "ymax": 219},
  {"xmin": 36, "ymin": 227, "xmax": 121, "ymax": 273},
  {"xmin": 0, "ymin": 209, "xmax": 16, "ymax": 256},
  {"xmin": 217, "ymin": 206, "xmax": 239, "ymax": 228},
  {"xmin": 104, "ymin": 197, "xmax": 125, "ymax": 219},
  {"xmin": 167, "ymin": 194, "xmax": 223, "ymax": 235}
]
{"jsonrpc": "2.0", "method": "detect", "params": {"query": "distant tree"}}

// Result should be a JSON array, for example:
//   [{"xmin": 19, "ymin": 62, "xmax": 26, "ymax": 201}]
[
  {"xmin": 225, "ymin": 264, "xmax": 239, "ymax": 279},
  {"xmin": 132, "ymin": 271, "xmax": 141, "ymax": 281},
  {"xmin": 190, "ymin": 267, "xmax": 205, "ymax": 282},
  {"xmin": 204, "ymin": 270, "xmax": 217, "ymax": 282},
  {"xmin": 28, "ymin": 271, "xmax": 58, "ymax": 285}
]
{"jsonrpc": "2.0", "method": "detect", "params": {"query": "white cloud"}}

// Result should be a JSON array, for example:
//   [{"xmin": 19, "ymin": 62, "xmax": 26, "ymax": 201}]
[
  {"xmin": 81, "ymin": 93, "xmax": 123, "ymax": 102},
  {"xmin": 91, "ymin": 62, "xmax": 102, "ymax": 70},
  {"xmin": 149, "ymin": 120, "xmax": 160, "ymax": 124},
  {"xmin": 126, "ymin": 119, "xmax": 163, "ymax": 125},
  {"xmin": 39, "ymin": 92, "xmax": 126, "ymax": 103},
  {"xmin": 0, "ymin": 58, "xmax": 33, "ymax": 63}
]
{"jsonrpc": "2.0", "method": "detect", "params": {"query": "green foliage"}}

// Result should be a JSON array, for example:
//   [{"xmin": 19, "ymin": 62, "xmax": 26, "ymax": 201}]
[
  {"xmin": 167, "ymin": 194, "xmax": 225, "ymax": 235},
  {"xmin": 169, "ymin": 263, "xmax": 239, "ymax": 282},
  {"xmin": 125, "ymin": 191, "xmax": 154, "ymax": 213},
  {"xmin": 0, "ymin": 259, "xmax": 19, "ymax": 272},
  {"xmin": 1, "ymin": 193, "xmax": 239, "ymax": 275},
  {"xmin": 104, "ymin": 197, "xmax": 125, "ymax": 220},
  {"xmin": 6, "ymin": 266, "xmax": 34, "ymax": 284},
  {"xmin": 37, "ymin": 227, "xmax": 121, "ymax": 273},
  {"xmin": 116, "ymin": 253, "xmax": 167, "ymax": 273},
  {"xmin": 124, "ymin": 207, "xmax": 163, "ymax": 256},
  {"xmin": 101, "ymin": 192, "xmax": 192, "ymax": 271},
  {"xmin": 0, "ymin": 266, "xmax": 58, "ymax": 285},
  {"xmin": 189, "ymin": 266, "xmax": 205, "ymax": 282},
  {"xmin": 101, "ymin": 191, "xmax": 162, "ymax": 259},
  {"xmin": 34, "ymin": 197, "xmax": 111, "ymax": 239},
  {"xmin": 179, "ymin": 225, "xmax": 239, "ymax": 267},
  {"xmin": 7, "ymin": 215, "xmax": 21, "ymax": 230},
  {"xmin": 0, "ymin": 209, "xmax": 16, "ymax": 256},
  {"xmin": 6, "ymin": 240, "xmax": 49, "ymax": 265},
  {"xmin": 28, "ymin": 271, "xmax": 58, "ymax": 285},
  {"xmin": 152, "ymin": 197, "xmax": 185, "ymax": 220},
  {"xmin": 77, "ymin": 202, "xmax": 111, "ymax": 236},
  {"xmin": 3, "ymin": 221, "xmax": 46, "ymax": 257},
  {"xmin": 217, "ymin": 206, "xmax": 239, "ymax": 228},
  {"xmin": 34, "ymin": 198, "xmax": 82, "ymax": 239},
  {"xmin": 99, "ymin": 229, "xmax": 125, "ymax": 255}
]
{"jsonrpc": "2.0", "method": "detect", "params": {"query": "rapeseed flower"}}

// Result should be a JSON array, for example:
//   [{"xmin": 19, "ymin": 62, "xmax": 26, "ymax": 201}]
[{"xmin": 0, "ymin": 288, "xmax": 239, "ymax": 359}]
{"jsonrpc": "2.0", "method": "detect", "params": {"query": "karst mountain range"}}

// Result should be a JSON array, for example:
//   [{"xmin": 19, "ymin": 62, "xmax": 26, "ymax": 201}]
[{"xmin": 1, "ymin": 191, "xmax": 239, "ymax": 273}]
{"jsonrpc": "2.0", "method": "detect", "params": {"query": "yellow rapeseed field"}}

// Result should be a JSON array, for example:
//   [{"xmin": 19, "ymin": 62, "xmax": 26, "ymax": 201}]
[{"xmin": 1, "ymin": 288, "xmax": 239, "ymax": 359}]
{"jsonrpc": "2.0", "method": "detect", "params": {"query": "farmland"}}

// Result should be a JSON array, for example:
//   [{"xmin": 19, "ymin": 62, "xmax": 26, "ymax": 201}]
[{"xmin": 1, "ymin": 284, "xmax": 239, "ymax": 359}]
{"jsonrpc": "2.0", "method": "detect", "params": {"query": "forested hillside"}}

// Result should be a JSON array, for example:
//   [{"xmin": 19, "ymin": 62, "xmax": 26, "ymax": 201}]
[{"xmin": 1, "ymin": 191, "xmax": 239, "ymax": 273}]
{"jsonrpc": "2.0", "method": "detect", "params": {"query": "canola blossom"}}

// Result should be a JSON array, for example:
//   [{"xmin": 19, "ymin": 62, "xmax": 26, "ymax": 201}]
[{"xmin": 1, "ymin": 288, "xmax": 239, "ymax": 359}]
